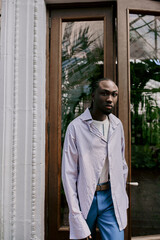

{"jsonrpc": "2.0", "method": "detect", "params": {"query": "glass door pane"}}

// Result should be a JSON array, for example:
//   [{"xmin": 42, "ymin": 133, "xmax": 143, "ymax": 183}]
[
  {"xmin": 130, "ymin": 14, "xmax": 160, "ymax": 238},
  {"xmin": 61, "ymin": 20, "xmax": 104, "ymax": 226}
]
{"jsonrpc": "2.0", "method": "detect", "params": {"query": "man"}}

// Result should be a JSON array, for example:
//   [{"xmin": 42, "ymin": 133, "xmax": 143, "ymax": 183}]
[{"xmin": 62, "ymin": 78, "xmax": 129, "ymax": 240}]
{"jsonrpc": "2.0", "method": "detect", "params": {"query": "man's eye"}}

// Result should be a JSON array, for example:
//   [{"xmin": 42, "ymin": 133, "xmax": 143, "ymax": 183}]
[
  {"xmin": 112, "ymin": 93, "xmax": 118, "ymax": 97},
  {"xmin": 101, "ymin": 92, "xmax": 108, "ymax": 96}
]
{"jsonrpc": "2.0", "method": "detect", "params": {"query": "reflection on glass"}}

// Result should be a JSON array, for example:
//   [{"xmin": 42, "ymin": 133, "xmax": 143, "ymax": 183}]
[
  {"xmin": 130, "ymin": 14, "xmax": 160, "ymax": 237},
  {"xmin": 61, "ymin": 21, "xmax": 104, "ymax": 226}
]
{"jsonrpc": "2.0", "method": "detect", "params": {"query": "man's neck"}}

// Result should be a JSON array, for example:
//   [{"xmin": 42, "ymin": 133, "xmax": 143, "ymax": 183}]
[{"xmin": 89, "ymin": 108, "xmax": 108, "ymax": 121}]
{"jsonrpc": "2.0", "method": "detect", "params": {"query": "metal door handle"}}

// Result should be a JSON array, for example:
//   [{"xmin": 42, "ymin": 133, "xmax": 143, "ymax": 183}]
[{"xmin": 127, "ymin": 182, "xmax": 139, "ymax": 186}]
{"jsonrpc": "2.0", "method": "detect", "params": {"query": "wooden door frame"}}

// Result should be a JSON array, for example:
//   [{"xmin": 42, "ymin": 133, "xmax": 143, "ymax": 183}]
[
  {"xmin": 117, "ymin": 1, "xmax": 160, "ymax": 239},
  {"xmin": 45, "ymin": 1, "xmax": 160, "ymax": 239},
  {"xmin": 45, "ymin": 3, "xmax": 116, "ymax": 240}
]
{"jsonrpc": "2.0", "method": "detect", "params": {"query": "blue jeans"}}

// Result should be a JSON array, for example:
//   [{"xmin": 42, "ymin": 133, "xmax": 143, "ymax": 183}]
[{"xmin": 86, "ymin": 186, "xmax": 124, "ymax": 240}]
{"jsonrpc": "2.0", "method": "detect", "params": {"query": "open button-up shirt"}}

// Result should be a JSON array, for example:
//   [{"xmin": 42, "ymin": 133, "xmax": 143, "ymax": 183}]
[{"xmin": 62, "ymin": 108, "xmax": 129, "ymax": 239}]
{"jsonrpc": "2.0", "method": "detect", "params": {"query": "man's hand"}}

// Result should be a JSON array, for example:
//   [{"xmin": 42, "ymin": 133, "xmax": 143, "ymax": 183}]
[
  {"xmin": 80, "ymin": 235, "xmax": 92, "ymax": 240},
  {"xmin": 86, "ymin": 235, "xmax": 92, "ymax": 240}
]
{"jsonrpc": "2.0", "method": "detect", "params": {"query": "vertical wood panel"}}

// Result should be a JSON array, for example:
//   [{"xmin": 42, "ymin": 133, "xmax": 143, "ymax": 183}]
[
  {"xmin": 104, "ymin": 6, "xmax": 114, "ymax": 80},
  {"xmin": 117, "ymin": 1, "xmax": 132, "ymax": 239},
  {"xmin": 48, "ymin": 15, "xmax": 62, "ymax": 239}
]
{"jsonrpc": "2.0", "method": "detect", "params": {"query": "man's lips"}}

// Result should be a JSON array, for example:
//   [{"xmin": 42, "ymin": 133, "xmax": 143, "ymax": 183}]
[{"xmin": 105, "ymin": 105, "xmax": 112, "ymax": 109}]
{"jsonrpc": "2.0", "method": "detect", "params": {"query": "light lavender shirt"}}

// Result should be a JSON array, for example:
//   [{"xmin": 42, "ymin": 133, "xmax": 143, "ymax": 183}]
[{"xmin": 62, "ymin": 108, "xmax": 129, "ymax": 239}]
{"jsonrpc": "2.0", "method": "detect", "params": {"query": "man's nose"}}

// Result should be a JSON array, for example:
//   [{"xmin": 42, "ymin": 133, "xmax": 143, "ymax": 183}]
[{"xmin": 106, "ymin": 94, "xmax": 113, "ymax": 102}]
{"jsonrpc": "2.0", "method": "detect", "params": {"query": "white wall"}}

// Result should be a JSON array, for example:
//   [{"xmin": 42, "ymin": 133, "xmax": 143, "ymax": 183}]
[{"xmin": 0, "ymin": 0, "xmax": 46, "ymax": 239}]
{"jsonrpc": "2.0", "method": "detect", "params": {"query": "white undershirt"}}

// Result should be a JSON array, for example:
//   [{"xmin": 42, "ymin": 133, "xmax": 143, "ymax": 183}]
[{"xmin": 92, "ymin": 117, "xmax": 109, "ymax": 184}]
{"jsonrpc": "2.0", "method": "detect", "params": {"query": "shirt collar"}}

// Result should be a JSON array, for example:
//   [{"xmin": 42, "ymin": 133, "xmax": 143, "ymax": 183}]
[
  {"xmin": 79, "ymin": 108, "xmax": 92, "ymax": 122},
  {"xmin": 108, "ymin": 112, "xmax": 120, "ymax": 128},
  {"xmin": 80, "ymin": 108, "xmax": 120, "ymax": 127}
]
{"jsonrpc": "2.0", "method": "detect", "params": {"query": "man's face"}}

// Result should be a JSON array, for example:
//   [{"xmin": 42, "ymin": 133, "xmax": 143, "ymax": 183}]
[{"xmin": 92, "ymin": 80, "xmax": 118, "ymax": 115}]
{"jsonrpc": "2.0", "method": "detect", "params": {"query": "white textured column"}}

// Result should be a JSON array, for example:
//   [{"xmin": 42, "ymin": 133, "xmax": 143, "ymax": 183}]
[{"xmin": 0, "ymin": 0, "xmax": 46, "ymax": 239}]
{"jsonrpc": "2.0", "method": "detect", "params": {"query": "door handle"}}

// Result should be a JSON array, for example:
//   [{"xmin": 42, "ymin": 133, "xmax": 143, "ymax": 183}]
[{"xmin": 127, "ymin": 182, "xmax": 139, "ymax": 186}]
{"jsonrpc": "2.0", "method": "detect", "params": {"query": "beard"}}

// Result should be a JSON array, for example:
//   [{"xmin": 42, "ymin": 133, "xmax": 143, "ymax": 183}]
[{"xmin": 101, "ymin": 106, "xmax": 113, "ymax": 115}]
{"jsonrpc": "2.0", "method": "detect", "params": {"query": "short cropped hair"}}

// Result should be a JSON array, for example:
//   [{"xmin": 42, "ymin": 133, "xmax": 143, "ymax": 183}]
[{"xmin": 90, "ymin": 78, "xmax": 115, "ymax": 93}]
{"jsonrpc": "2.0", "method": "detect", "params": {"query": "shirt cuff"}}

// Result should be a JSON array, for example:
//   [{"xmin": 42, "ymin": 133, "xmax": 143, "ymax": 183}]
[{"xmin": 69, "ymin": 212, "xmax": 91, "ymax": 239}]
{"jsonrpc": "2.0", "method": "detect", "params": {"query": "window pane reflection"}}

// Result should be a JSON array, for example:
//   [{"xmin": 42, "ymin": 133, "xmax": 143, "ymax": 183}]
[
  {"xmin": 130, "ymin": 14, "xmax": 160, "ymax": 237},
  {"xmin": 61, "ymin": 20, "xmax": 104, "ymax": 226}
]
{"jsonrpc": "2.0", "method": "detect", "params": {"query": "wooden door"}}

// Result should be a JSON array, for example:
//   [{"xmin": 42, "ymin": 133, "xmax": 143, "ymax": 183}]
[
  {"xmin": 117, "ymin": 1, "xmax": 160, "ymax": 239},
  {"xmin": 46, "ymin": 3, "xmax": 117, "ymax": 240}
]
